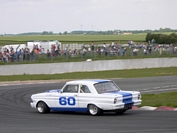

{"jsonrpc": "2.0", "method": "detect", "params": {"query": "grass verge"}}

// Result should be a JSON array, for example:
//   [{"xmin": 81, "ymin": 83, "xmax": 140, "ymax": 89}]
[
  {"xmin": 141, "ymin": 92, "xmax": 177, "ymax": 108},
  {"xmin": 0, "ymin": 67, "xmax": 177, "ymax": 81}
]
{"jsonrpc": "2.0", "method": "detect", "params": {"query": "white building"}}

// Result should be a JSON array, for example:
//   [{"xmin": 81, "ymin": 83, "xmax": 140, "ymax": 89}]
[{"xmin": 27, "ymin": 40, "xmax": 61, "ymax": 53}]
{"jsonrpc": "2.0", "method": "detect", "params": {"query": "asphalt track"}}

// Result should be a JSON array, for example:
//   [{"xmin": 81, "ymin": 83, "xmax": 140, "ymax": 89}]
[{"xmin": 0, "ymin": 76, "xmax": 177, "ymax": 133}]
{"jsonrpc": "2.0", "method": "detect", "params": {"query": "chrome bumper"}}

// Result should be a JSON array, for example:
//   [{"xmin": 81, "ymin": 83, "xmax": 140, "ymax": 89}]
[{"xmin": 30, "ymin": 102, "xmax": 36, "ymax": 108}]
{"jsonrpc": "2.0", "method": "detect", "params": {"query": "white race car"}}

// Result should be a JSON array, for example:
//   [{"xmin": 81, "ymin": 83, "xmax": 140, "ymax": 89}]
[{"xmin": 30, "ymin": 79, "xmax": 142, "ymax": 116}]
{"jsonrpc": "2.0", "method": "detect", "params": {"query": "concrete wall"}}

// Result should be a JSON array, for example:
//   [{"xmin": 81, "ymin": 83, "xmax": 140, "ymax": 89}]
[{"xmin": 0, "ymin": 58, "xmax": 177, "ymax": 75}]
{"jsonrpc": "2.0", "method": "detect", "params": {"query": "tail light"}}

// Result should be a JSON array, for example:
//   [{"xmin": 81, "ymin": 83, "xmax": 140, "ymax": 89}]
[
  {"xmin": 114, "ymin": 98, "xmax": 117, "ymax": 104},
  {"xmin": 138, "ymin": 94, "xmax": 141, "ymax": 100}
]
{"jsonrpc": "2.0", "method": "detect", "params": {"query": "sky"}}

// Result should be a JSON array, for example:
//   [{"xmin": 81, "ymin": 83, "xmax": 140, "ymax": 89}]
[{"xmin": 0, "ymin": 0, "xmax": 177, "ymax": 34}]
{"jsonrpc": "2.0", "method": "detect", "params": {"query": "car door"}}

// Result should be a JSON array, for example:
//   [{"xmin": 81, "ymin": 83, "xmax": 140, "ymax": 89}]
[
  {"xmin": 78, "ymin": 84, "xmax": 92, "ymax": 110},
  {"xmin": 55, "ymin": 84, "xmax": 79, "ymax": 111}
]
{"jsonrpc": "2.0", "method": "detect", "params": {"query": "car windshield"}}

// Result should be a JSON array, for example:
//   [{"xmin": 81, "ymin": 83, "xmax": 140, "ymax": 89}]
[{"xmin": 94, "ymin": 81, "xmax": 120, "ymax": 94}]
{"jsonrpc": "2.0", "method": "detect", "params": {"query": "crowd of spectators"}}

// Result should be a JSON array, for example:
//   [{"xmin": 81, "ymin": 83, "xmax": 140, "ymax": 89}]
[
  {"xmin": 129, "ymin": 41, "xmax": 177, "ymax": 56},
  {"xmin": 0, "ymin": 43, "xmax": 64, "ymax": 62},
  {"xmin": 0, "ymin": 42, "xmax": 177, "ymax": 63},
  {"xmin": 0, "ymin": 45, "xmax": 43, "ymax": 62},
  {"xmin": 61, "ymin": 41, "xmax": 127, "ymax": 58}
]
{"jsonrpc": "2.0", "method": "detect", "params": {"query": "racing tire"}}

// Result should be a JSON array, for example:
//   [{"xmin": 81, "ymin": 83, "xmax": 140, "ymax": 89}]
[
  {"xmin": 37, "ymin": 101, "xmax": 50, "ymax": 114},
  {"xmin": 115, "ymin": 109, "xmax": 126, "ymax": 115},
  {"xmin": 88, "ymin": 104, "xmax": 102, "ymax": 116}
]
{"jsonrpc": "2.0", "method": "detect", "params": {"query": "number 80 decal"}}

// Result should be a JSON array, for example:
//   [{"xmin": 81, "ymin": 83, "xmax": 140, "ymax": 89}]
[{"xmin": 59, "ymin": 97, "xmax": 76, "ymax": 106}]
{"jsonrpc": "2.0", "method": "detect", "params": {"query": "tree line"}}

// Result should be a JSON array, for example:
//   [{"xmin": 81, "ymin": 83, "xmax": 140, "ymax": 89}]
[
  {"xmin": 2, "ymin": 28, "xmax": 176, "ymax": 36},
  {"xmin": 146, "ymin": 33, "xmax": 177, "ymax": 44}
]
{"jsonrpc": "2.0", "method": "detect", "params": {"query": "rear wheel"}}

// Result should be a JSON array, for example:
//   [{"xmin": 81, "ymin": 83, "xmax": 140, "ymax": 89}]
[
  {"xmin": 37, "ymin": 102, "xmax": 50, "ymax": 114},
  {"xmin": 88, "ymin": 104, "xmax": 102, "ymax": 116}
]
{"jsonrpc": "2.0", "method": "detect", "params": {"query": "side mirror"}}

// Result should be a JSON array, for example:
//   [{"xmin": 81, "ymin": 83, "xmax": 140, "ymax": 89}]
[{"xmin": 60, "ymin": 90, "xmax": 63, "ymax": 93}]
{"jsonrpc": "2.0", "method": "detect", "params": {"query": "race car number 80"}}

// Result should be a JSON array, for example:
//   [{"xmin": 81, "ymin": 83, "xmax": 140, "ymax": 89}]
[{"xmin": 59, "ymin": 97, "xmax": 76, "ymax": 106}]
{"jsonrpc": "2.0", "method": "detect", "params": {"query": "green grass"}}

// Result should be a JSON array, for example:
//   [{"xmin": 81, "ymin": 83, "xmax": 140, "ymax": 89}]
[
  {"xmin": 0, "ymin": 66, "xmax": 177, "ymax": 108},
  {"xmin": 0, "ymin": 34, "xmax": 146, "ymax": 45},
  {"xmin": 0, "ymin": 67, "xmax": 177, "ymax": 81},
  {"xmin": 141, "ymin": 92, "xmax": 177, "ymax": 107},
  {"xmin": 1, "ymin": 32, "xmax": 176, "ymax": 45}
]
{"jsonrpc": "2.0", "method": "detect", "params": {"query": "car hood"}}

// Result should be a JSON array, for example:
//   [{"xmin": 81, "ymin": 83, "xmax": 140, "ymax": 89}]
[
  {"xmin": 31, "ymin": 89, "xmax": 61, "ymax": 99},
  {"xmin": 45, "ymin": 89, "xmax": 61, "ymax": 93}
]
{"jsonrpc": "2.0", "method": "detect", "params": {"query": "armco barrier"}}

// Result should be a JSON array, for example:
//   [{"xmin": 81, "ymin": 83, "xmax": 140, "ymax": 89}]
[{"xmin": 0, "ymin": 58, "xmax": 177, "ymax": 75}]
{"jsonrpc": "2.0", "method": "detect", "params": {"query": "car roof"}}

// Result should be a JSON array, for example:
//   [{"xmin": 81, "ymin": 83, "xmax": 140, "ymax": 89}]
[{"xmin": 66, "ymin": 79, "xmax": 111, "ymax": 84}]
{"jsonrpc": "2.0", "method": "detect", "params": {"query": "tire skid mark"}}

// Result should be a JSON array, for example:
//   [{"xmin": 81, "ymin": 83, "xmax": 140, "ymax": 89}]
[{"xmin": 0, "ymin": 86, "xmax": 45, "ymax": 119}]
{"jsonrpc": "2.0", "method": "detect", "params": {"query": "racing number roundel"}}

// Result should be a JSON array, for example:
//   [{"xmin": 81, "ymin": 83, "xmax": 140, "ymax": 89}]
[{"xmin": 59, "ymin": 97, "xmax": 76, "ymax": 106}]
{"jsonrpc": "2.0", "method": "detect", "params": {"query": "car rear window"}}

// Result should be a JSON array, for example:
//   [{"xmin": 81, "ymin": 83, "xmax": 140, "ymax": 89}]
[{"xmin": 94, "ymin": 81, "xmax": 120, "ymax": 94}]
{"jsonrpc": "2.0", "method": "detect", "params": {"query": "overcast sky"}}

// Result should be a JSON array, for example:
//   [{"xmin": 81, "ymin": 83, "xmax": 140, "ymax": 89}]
[{"xmin": 0, "ymin": 0, "xmax": 176, "ymax": 34}]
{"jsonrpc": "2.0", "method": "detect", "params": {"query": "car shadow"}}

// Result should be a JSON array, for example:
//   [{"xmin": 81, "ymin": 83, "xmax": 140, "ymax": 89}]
[{"xmin": 49, "ymin": 110, "xmax": 135, "ymax": 116}]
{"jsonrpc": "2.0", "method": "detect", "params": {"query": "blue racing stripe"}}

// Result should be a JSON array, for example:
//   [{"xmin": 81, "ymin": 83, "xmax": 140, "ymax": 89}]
[
  {"xmin": 50, "ymin": 107, "xmax": 88, "ymax": 112},
  {"xmin": 89, "ymin": 79, "xmax": 109, "ymax": 83},
  {"xmin": 118, "ymin": 92, "xmax": 134, "ymax": 107},
  {"xmin": 105, "ymin": 91, "xmax": 134, "ymax": 108}
]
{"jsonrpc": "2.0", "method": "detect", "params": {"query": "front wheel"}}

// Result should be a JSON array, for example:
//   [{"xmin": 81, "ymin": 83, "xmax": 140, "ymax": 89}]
[
  {"xmin": 88, "ymin": 104, "xmax": 102, "ymax": 116},
  {"xmin": 37, "ymin": 102, "xmax": 50, "ymax": 114}
]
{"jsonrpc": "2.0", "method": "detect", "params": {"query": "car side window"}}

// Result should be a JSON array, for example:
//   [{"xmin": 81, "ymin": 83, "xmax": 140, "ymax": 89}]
[
  {"xmin": 80, "ymin": 85, "xmax": 91, "ymax": 93},
  {"xmin": 62, "ymin": 85, "xmax": 79, "ymax": 93}
]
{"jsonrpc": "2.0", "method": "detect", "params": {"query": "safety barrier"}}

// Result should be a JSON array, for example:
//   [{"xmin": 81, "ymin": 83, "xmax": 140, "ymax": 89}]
[{"xmin": 0, "ymin": 58, "xmax": 177, "ymax": 75}]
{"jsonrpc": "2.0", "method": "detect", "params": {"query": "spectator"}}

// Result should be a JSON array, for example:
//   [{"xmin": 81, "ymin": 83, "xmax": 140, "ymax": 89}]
[
  {"xmin": 47, "ymin": 49, "xmax": 51, "ymax": 58},
  {"xmin": 82, "ymin": 47, "xmax": 87, "ymax": 56},
  {"xmin": 6, "ymin": 49, "xmax": 9, "ymax": 53},
  {"xmin": 0, "ymin": 51, "xmax": 2, "ymax": 61},
  {"xmin": 88, "ymin": 46, "xmax": 91, "ymax": 56},
  {"xmin": 111, "ymin": 41, "xmax": 115, "ymax": 49},
  {"xmin": 58, "ymin": 48, "xmax": 61, "ymax": 56},
  {"xmin": 97, "ymin": 47, "xmax": 101, "ymax": 55},
  {"xmin": 17, "ymin": 49, "xmax": 22, "ymax": 62},
  {"xmin": 159, "ymin": 47, "xmax": 163, "ymax": 55},
  {"xmin": 104, "ymin": 46, "xmax": 108, "ymax": 56},
  {"xmin": 91, "ymin": 42, "xmax": 94, "ymax": 52},
  {"xmin": 21, "ymin": 48, "xmax": 24, "ymax": 60},
  {"xmin": 103, "ymin": 43, "xmax": 106, "ymax": 50},
  {"xmin": 2, "ymin": 51, "xmax": 9, "ymax": 62},
  {"xmin": 133, "ymin": 48, "xmax": 139, "ymax": 56},
  {"xmin": 9, "ymin": 46, "xmax": 14, "ymax": 53},
  {"xmin": 41, "ymin": 48, "xmax": 45, "ymax": 55},
  {"xmin": 10, "ymin": 50, "xmax": 15, "ymax": 62},
  {"xmin": 33, "ymin": 48, "xmax": 38, "ymax": 61},
  {"xmin": 38, "ymin": 46, "xmax": 42, "ymax": 54},
  {"xmin": 144, "ymin": 49, "xmax": 147, "ymax": 54}
]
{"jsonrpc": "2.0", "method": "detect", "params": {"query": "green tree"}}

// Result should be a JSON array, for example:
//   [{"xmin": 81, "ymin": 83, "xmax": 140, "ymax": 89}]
[
  {"xmin": 145, "ymin": 33, "xmax": 151, "ymax": 42},
  {"xmin": 63, "ymin": 31, "xmax": 68, "ymax": 35}
]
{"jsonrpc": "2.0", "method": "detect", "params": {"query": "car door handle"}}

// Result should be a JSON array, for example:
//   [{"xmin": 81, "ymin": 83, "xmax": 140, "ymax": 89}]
[{"xmin": 74, "ymin": 94, "xmax": 78, "ymax": 96}]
